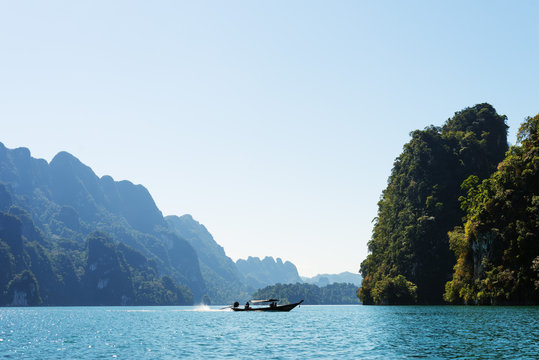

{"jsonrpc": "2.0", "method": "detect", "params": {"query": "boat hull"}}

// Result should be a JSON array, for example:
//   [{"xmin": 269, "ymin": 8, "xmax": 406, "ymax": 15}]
[{"xmin": 231, "ymin": 300, "xmax": 303, "ymax": 312}]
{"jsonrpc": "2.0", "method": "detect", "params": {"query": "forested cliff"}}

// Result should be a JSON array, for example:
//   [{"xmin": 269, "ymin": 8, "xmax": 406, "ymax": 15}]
[
  {"xmin": 0, "ymin": 142, "xmax": 307, "ymax": 306},
  {"xmin": 444, "ymin": 114, "xmax": 539, "ymax": 304},
  {"xmin": 359, "ymin": 104, "xmax": 538, "ymax": 305},
  {"xmin": 0, "ymin": 144, "xmax": 201, "ymax": 305}
]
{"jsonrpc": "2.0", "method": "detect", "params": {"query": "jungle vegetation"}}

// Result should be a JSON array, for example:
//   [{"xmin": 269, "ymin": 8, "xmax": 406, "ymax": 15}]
[
  {"xmin": 0, "ymin": 142, "xmax": 308, "ymax": 305},
  {"xmin": 252, "ymin": 282, "xmax": 360, "ymax": 305},
  {"xmin": 0, "ymin": 210, "xmax": 193, "ymax": 306},
  {"xmin": 358, "ymin": 103, "xmax": 538, "ymax": 304},
  {"xmin": 444, "ymin": 114, "xmax": 539, "ymax": 304}
]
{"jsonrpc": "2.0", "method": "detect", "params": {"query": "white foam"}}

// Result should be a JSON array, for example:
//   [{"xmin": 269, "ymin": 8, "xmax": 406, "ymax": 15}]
[{"xmin": 192, "ymin": 304, "xmax": 230, "ymax": 312}]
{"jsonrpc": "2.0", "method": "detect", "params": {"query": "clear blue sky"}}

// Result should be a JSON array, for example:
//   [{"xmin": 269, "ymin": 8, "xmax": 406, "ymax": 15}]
[{"xmin": 1, "ymin": 1, "xmax": 538, "ymax": 276}]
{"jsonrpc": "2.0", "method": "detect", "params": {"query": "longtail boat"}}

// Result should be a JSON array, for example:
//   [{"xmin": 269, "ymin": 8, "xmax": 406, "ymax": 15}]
[{"xmin": 230, "ymin": 299, "xmax": 303, "ymax": 312}]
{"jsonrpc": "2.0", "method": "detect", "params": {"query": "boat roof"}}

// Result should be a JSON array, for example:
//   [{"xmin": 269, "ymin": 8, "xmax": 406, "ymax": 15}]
[{"xmin": 250, "ymin": 299, "xmax": 279, "ymax": 303}]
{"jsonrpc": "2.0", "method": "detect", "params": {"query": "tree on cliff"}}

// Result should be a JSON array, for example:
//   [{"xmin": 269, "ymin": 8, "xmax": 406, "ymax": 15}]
[
  {"xmin": 445, "ymin": 114, "xmax": 539, "ymax": 305},
  {"xmin": 359, "ymin": 104, "xmax": 508, "ymax": 304}
]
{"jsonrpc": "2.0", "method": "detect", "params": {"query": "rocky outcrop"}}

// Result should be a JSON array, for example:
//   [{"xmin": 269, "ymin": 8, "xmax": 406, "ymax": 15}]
[
  {"xmin": 236, "ymin": 256, "xmax": 302, "ymax": 289},
  {"xmin": 81, "ymin": 232, "xmax": 134, "ymax": 305},
  {"xmin": 5, "ymin": 270, "xmax": 42, "ymax": 306}
]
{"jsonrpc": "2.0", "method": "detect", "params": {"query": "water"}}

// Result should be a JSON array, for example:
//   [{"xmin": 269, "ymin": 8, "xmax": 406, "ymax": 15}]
[{"xmin": 0, "ymin": 305, "xmax": 537, "ymax": 359}]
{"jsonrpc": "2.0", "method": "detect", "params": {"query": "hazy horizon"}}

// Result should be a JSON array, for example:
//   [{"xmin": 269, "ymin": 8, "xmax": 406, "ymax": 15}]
[{"xmin": 2, "ymin": 1, "xmax": 538, "ymax": 277}]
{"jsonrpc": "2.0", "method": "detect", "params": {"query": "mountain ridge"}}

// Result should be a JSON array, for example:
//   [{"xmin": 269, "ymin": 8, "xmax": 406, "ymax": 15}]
[
  {"xmin": 0, "ymin": 142, "xmax": 205, "ymax": 304},
  {"xmin": 0, "ymin": 141, "xmax": 313, "ymax": 305},
  {"xmin": 302, "ymin": 271, "xmax": 363, "ymax": 287},
  {"xmin": 236, "ymin": 255, "xmax": 302, "ymax": 289}
]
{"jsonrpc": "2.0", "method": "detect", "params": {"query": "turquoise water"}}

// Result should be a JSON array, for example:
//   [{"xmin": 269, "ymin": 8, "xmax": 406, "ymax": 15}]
[{"xmin": 0, "ymin": 305, "xmax": 537, "ymax": 359}]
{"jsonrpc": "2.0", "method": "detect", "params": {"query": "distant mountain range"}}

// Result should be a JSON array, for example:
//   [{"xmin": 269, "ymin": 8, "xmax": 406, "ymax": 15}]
[
  {"xmin": 0, "ymin": 143, "xmax": 203, "ymax": 305},
  {"xmin": 302, "ymin": 272, "xmax": 363, "ymax": 287},
  {"xmin": 236, "ymin": 256, "xmax": 302, "ymax": 289},
  {"xmin": 253, "ymin": 282, "xmax": 361, "ymax": 305},
  {"xmin": 0, "ymin": 141, "xmax": 357, "ymax": 306}
]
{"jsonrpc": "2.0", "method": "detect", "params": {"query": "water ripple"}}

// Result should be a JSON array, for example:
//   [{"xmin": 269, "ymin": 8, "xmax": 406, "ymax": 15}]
[{"xmin": 0, "ymin": 305, "xmax": 537, "ymax": 359}]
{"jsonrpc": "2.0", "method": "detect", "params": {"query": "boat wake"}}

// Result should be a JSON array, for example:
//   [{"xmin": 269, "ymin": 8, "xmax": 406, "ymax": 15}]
[{"xmin": 192, "ymin": 304, "xmax": 230, "ymax": 312}]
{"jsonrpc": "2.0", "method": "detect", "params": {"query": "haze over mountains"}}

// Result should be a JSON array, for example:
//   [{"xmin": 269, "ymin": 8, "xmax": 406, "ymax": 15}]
[
  {"xmin": 0, "ymin": 142, "xmax": 352, "ymax": 306},
  {"xmin": 302, "ymin": 272, "xmax": 363, "ymax": 287},
  {"xmin": 236, "ymin": 256, "xmax": 303, "ymax": 290}
]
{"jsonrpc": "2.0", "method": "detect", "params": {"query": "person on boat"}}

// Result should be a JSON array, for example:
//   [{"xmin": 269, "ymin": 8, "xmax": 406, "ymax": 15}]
[
  {"xmin": 233, "ymin": 301, "xmax": 239, "ymax": 308},
  {"xmin": 245, "ymin": 301, "xmax": 250, "ymax": 309},
  {"xmin": 270, "ymin": 302, "xmax": 276, "ymax": 308}
]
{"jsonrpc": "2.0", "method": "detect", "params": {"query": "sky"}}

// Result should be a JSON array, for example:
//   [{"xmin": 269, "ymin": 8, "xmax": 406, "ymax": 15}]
[{"xmin": 1, "ymin": 1, "xmax": 538, "ymax": 277}]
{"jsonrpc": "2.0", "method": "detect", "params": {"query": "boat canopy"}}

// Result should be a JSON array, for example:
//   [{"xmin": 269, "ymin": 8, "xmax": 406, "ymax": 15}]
[{"xmin": 250, "ymin": 299, "xmax": 279, "ymax": 303}]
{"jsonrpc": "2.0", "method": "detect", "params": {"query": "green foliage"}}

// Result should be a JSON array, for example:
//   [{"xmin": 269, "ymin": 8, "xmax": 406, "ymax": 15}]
[
  {"xmin": 0, "ymin": 143, "xmax": 204, "ymax": 305},
  {"xmin": 0, "ymin": 183, "xmax": 12, "ymax": 212},
  {"xmin": 161, "ymin": 275, "xmax": 193, "ymax": 305},
  {"xmin": 0, "ymin": 211, "xmax": 195, "ymax": 306},
  {"xmin": 116, "ymin": 242, "xmax": 194, "ymax": 305},
  {"xmin": 198, "ymin": 264, "xmax": 251, "ymax": 305},
  {"xmin": 370, "ymin": 275, "xmax": 417, "ymax": 305},
  {"xmin": 81, "ymin": 231, "xmax": 134, "ymax": 305},
  {"xmin": 360, "ymin": 104, "xmax": 508, "ymax": 304},
  {"xmin": 24, "ymin": 241, "xmax": 57, "ymax": 304},
  {"xmin": 0, "ymin": 240, "xmax": 16, "ymax": 303},
  {"xmin": 252, "ymin": 282, "xmax": 360, "ymax": 305},
  {"xmin": 133, "ymin": 275, "xmax": 193, "ymax": 306},
  {"xmin": 445, "ymin": 114, "xmax": 539, "ymax": 305},
  {"xmin": 0, "ymin": 212, "xmax": 25, "ymax": 258},
  {"xmin": 5, "ymin": 270, "xmax": 42, "ymax": 306}
]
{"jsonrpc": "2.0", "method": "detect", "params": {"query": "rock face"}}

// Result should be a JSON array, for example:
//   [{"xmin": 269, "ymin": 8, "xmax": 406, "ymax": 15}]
[
  {"xmin": 6, "ymin": 270, "xmax": 42, "ymax": 306},
  {"xmin": 82, "ymin": 232, "xmax": 134, "ymax": 305},
  {"xmin": 236, "ymin": 256, "xmax": 302, "ymax": 289}
]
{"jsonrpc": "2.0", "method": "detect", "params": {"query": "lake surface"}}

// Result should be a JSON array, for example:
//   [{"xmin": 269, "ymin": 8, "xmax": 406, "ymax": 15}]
[{"xmin": 0, "ymin": 305, "xmax": 537, "ymax": 359}]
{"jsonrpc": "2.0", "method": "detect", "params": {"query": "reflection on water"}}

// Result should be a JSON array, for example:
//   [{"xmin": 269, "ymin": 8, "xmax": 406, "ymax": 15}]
[{"xmin": 0, "ymin": 305, "xmax": 537, "ymax": 359}]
